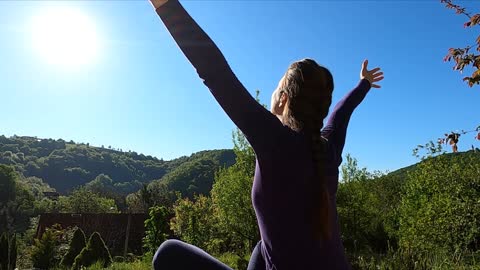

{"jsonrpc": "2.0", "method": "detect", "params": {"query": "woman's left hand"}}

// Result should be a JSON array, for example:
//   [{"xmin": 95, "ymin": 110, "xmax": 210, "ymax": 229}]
[{"xmin": 360, "ymin": 60, "xmax": 384, "ymax": 88}]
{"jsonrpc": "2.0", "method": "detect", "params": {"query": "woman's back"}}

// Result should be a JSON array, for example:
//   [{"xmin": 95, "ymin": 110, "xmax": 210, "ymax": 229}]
[{"xmin": 251, "ymin": 129, "xmax": 349, "ymax": 270}]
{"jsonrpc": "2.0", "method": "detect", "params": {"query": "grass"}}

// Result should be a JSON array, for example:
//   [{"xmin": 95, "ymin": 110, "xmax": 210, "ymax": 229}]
[
  {"xmin": 82, "ymin": 254, "xmax": 152, "ymax": 270},
  {"xmin": 350, "ymin": 248, "xmax": 480, "ymax": 270}
]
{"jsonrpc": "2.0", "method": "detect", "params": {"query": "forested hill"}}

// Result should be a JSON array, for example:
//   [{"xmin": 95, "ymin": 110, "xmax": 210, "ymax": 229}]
[
  {"xmin": 383, "ymin": 150, "xmax": 479, "ymax": 180},
  {"xmin": 0, "ymin": 135, "xmax": 235, "ymax": 194}
]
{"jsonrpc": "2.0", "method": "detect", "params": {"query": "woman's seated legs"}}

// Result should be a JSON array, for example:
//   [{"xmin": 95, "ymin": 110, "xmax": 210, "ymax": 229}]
[
  {"xmin": 247, "ymin": 240, "xmax": 266, "ymax": 270},
  {"xmin": 153, "ymin": 239, "xmax": 232, "ymax": 270}
]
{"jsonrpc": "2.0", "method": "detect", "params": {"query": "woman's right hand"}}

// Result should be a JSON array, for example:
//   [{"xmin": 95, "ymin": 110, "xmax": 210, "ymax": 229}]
[
  {"xmin": 360, "ymin": 60, "xmax": 384, "ymax": 88},
  {"xmin": 150, "ymin": 0, "xmax": 169, "ymax": 10}
]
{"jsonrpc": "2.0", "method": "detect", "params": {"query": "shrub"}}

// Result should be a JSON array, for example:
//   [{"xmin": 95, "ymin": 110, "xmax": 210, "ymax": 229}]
[
  {"xmin": 60, "ymin": 228, "xmax": 86, "ymax": 267},
  {"xmin": 73, "ymin": 232, "xmax": 112, "ymax": 269},
  {"xmin": 399, "ymin": 154, "xmax": 480, "ymax": 252},
  {"xmin": 31, "ymin": 228, "xmax": 58, "ymax": 269}
]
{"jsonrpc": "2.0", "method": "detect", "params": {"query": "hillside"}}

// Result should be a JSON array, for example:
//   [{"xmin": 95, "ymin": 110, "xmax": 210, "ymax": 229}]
[
  {"xmin": 383, "ymin": 150, "xmax": 479, "ymax": 180},
  {"xmin": 0, "ymin": 135, "xmax": 235, "ymax": 194}
]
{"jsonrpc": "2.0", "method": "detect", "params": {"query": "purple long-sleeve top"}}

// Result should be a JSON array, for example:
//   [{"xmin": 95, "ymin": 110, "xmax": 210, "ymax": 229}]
[{"xmin": 156, "ymin": 1, "xmax": 371, "ymax": 269}]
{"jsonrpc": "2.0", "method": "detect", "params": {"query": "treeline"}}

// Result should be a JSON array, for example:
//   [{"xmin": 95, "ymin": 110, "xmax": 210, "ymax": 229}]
[{"xmin": 0, "ymin": 135, "xmax": 235, "ymax": 196}]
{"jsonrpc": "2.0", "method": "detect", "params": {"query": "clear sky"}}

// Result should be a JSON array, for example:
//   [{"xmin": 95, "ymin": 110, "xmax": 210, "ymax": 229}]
[{"xmin": 0, "ymin": 0, "xmax": 478, "ymax": 172}]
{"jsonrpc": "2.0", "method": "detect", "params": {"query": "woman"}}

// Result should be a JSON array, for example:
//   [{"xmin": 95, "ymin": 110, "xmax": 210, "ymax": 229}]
[{"xmin": 149, "ymin": 0, "xmax": 384, "ymax": 269}]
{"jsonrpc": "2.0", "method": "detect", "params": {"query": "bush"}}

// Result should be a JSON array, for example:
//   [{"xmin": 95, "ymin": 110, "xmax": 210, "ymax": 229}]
[
  {"xmin": 143, "ymin": 206, "xmax": 170, "ymax": 253},
  {"xmin": 0, "ymin": 233, "xmax": 15, "ymax": 270},
  {"xmin": 9, "ymin": 234, "xmax": 16, "ymax": 270},
  {"xmin": 31, "ymin": 228, "xmax": 58, "ymax": 269},
  {"xmin": 73, "ymin": 232, "xmax": 112, "ymax": 269},
  {"xmin": 399, "ymin": 154, "xmax": 480, "ymax": 253},
  {"xmin": 60, "ymin": 228, "xmax": 86, "ymax": 267},
  {"xmin": 0, "ymin": 233, "xmax": 7, "ymax": 269},
  {"xmin": 216, "ymin": 252, "xmax": 250, "ymax": 270}
]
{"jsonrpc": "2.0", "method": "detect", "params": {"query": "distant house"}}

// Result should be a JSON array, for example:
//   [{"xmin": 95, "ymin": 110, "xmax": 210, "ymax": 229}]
[
  {"xmin": 36, "ymin": 213, "xmax": 148, "ymax": 255},
  {"xmin": 42, "ymin": 191, "xmax": 60, "ymax": 200}
]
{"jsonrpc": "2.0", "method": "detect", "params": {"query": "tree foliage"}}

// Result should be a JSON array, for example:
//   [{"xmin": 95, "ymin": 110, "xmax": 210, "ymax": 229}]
[
  {"xmin": 442, "ymin": 0, "xmax": 480, "ymax": 87},
  {"xmin": 58, "ymin": 187, "xmax": 118, "ymax": 214},
  {"xmin": 73, "ymin": 232, "xmax": 112, "ymax": 269},
  {"xmin": 0, "ymin": 135, "xmax": 234, "ymax": 195},
  {"xmin": 337, "ymin": 155, "xmax": 390, "ymax": 254},
  {"xmin": 143, "ymin": 206, "xmax": 171, "ymax": 253},
  {"xmin": 170, "ymin": 195, "xmax": 222, "ymax": 253},
  {"xmin": 31, "ymin": 227, "xmax": 60, "ymax": 269},
  {"xmin": 399, "ymin": 153, "xmax": 480, "ymax": 252},
  {"xmin": 0, "ymin": 232, "xmax": 16, "ymax": 270},
  {"xmin": 210, "ymin": 128, "xmax": 259, "ymax": 255},
  {"xmin": 60, "ymin": 228, "xmax": 86, "ymax": 268}
]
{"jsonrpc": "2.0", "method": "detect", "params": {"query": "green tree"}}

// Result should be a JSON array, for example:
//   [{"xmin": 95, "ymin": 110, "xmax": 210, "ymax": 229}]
[
  {"xmin": 60, "ymin": 228, "xmax": 86, "ymax": 268},
  {"xmin": 0, "ymin": 165, "xmax": 16, "ymax": 206},
  {"xmin": 442, "ymin": 0, "xmax": 480, "ymax": 87},
  {"xmin": 73, "ymin": 232, "xmax": 112, "ymax": 269},
  {"xmin": 0, "ymin": 233, "xmax": 7, "ymax": 270},
  {"xmin": 0, "ymin": 165, "xmax": 17, "ymax": 233},
  {"xmin": 412, "ymin": 140, "xmax": 446, "ymax": 160},
  {"xmin": 399, "ymin": 154, "xmax": 480, "ymax": 252},
  {"xmin": 31, "ymin": 227, "xmax": 59, "ymax": 269},
  {"xmin": 8, "ymin": 234, "xmax": 16, "ymax": 270},
  {"xmin": 0, "ymin": 233, "xmax": 15, "ymax": 270},
  {"xmin": 211, "ymin": 128, "xmax": 259, "ymax": 255},
  {"xmin": 337, "ymin": 155, "xmax": 388, "ymax": 254},
  {"xmin": 170, "ymin": 195, "xmax": 222, "ymax": 253},
  {"xmin": 84, "ymin": 174, "xmax": 115, "ymax": 197},
  {"xmin": 59, "ymin": 187, "xmax": 118, "ymax": 213},
  {"xmin": 143, "ymin": 206, "xmax": 171, "ymax": 253}
]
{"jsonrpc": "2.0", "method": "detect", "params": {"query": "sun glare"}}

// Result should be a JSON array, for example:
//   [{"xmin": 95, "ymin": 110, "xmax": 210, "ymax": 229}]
[{"xmin": 30, "ymin": 7, "xmax": 100, "ymax": 67}]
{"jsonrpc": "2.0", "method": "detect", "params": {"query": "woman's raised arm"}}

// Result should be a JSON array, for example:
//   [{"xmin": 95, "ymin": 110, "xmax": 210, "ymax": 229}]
[
  {"xmin": 151, "ymin": 0, "xmax": 285, "ymax": 153},
  {"xmin": 321, "ymin": 60, "xmax": 383, "ymax": 166}
]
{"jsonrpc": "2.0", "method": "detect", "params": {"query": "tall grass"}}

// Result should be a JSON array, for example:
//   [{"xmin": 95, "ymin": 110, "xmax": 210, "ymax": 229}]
[{"xmin": 350, "ymin": 248, "xmax": 480, "ymax": 270}]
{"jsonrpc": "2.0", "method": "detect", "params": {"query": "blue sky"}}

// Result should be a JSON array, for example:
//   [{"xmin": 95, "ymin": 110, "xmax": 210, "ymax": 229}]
[{"xmin": 0, "ymin": 0, "xmax": 478, "ymax": 172}]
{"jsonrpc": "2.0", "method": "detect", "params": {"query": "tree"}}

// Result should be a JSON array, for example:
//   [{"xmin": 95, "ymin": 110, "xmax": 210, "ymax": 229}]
[
  {"xmin": 0, "ymin": 166, "xmax": 36, "ymax": 234},
  {"xmin": 8, "ymin": 234, "xmax": 16, "ymax": 270},
  {"xmin": 84, "ymin": 174, "xmax": 115, "ymax": 197},
  {"xmin": 210, "ymin": 127, "xmax": 259, "ymax": 255},
  {"xmin": 0, "ymin": 233, "xmax": 17, "ymax": 270},
  {"xmin": 59, "ymin": 187, "xmax": 118, "ymax": 213},
  {"xmin": 170, "ymin": 195, "xmax": 221, "ymax": 253},
  {"xmin": 31, "ymin": 227, "xmax": 60, "ymax": 269},
  {"xmin": 143, "ymin": 206, "xmax": 171, "ymax": 253},
  {"xmin": 399, "ymin": 153, "xmax": 480, "ymax": 252},
  {"xmin": 337, "ymin": 155, "xmax": 388, "ymax": 254},
  {"xmin": 73, "ymin": 232, "xmax": 112, "ymax": 269},
  {"xmin": 0, "ymin": 165, "xmax": 16, "ymax": 207},
  {"xmin": 0, "ymin": 233, "xmax": 16, "ymax": 270},
  {"xmin": 0, "ymin": 233, "xmax": 7, "ymax": 269},
  {"xmin": 209, "ymin": 92, "xmax": 263, "ymax": 255},
  {"xmin": 60, "ymin": 228, "xmax": 86, "ymax": 268},
  {"xmin": 412, "ymin": 140, "xmax": 446, "ymax": 160},
  {"xmin": 0, "ymin": 165, "xmax": 17, "ymax": 233},
  {"xmin": 441, "ymin": 0, "xmax": 480, "ymax": 87}
]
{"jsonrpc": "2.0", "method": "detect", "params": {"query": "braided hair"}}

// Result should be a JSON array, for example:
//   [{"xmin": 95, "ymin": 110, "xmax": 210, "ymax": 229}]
[{"xmin": 279, "ymin": 59, "xmax": 334, "ymax": 240}]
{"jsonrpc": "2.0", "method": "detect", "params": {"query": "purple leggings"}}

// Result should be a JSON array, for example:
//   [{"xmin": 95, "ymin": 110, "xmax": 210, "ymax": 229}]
[{"xmin": 152, "ymin": 239, "xmax": 265, "ymax": 270}]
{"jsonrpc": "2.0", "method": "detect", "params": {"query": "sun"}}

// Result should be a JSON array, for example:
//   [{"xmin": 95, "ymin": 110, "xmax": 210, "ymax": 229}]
[{"xmin": 30, "ymin": 7, "xmax": 100, "ymax": 67}]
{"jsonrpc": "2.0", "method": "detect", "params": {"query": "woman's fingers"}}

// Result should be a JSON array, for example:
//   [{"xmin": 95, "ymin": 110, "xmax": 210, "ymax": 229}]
[
  {"xmin": 369, "ymin": 67, "xmax": 381, "ymax": 74},
  {"xmin": 372, "ymin": 72, "xmax": 383, "ymax": 78},
  {"xmin": 371, "ymin": 83, "xmax": 381, "ymax": 88},
  {"xmin": 373, "ymin": 76, "xmax": 384, "ymax": 82},
  {"xmin": 362, "ymin": 60, "xmax": 369, "ymax": 70}
]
